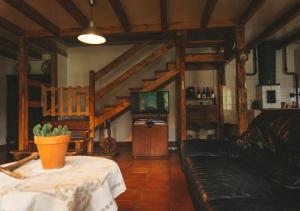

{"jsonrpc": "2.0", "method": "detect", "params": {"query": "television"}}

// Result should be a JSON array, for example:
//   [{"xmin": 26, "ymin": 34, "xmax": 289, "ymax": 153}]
[{"xmin": 131, "ymin": 91, "xmax": 169, "ymax": 114}]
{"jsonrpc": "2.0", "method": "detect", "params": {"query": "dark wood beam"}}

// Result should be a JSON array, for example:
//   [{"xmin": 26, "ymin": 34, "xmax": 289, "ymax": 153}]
[
  {"xmin": 0, "ymin": 17, "xmax": 23, "ymax": 35},
  {"xmin": 109, "ymin": 0, "xmax": 131, "ymax": 32},
  {"xmin": 160, "ymin": 0, "xmax": 168, "ymax": 31},
  {"xmin": 186, "ymin": 40, "xmax": 226, "ymax": 48},
  {"xmin": 201, "ymin": 0, "xmax": 218, "ymax": 28},
  {"xmin": 56, "ymin": 0, "xmax": 89, "ymax": 27},
  {"xmin": 31, "ymin": 38, "xmax": 67, "ymax": 57},
  {"xmin": 239, "ymin": 0, "xmax": 266, "ymax": 25},
  {"xmin": 0, "ymin": 48, "xmax": 17, "ymax": 60},
  {"xmin": 276, "ymin": 27, "xmax": 300, "ymax": 49},
  {"xmin": 246, "ymin": 2, "xmax": 300, "ymax": 51},
  {"xmin": 4, "ymin": 0, "xmax": 60, "ymax": 36},
  {"xmin": 0, "ymin": 36, "xmax": 42, "ymax": 59}
]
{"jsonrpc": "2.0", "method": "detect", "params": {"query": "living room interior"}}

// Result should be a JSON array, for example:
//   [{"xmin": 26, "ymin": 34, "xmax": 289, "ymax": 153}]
[{"xmin": 0, "ymin": 0, "xmax": 300, "ymax": 211}]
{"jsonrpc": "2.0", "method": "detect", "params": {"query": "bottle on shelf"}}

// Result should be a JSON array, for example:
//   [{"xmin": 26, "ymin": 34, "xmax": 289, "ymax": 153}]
[
  {"xmin": 201, "ymin": 87, "xmax": 206, "ymax": 99},
  {"xmin": 206, "ymin": 87, "xmax": 211, "ymax": 99},
  {"xmin": 211, "ymin": 88, "xmax": 215, "ymax": 99},
  {"xmin": 196, "ymin": 87, "xmax": 201, "ymax": 99}
]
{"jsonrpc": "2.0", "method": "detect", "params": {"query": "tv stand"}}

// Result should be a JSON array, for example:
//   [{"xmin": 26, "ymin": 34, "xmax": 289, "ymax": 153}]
[{"xmin": 132, "ymin": 114, "xmax": 168, "ymax": 158}]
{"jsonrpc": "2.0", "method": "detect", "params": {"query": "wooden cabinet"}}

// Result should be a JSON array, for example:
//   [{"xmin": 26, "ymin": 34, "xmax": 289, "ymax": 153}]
[{"xmin": 132, "ymin": 120, "xmax": 168, "ymax": 158}]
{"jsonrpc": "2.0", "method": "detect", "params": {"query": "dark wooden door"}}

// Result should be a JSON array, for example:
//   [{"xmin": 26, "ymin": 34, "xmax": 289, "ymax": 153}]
[{"xmin": 150, "ymin": 124, "xmax": 168, "ymax": 157}]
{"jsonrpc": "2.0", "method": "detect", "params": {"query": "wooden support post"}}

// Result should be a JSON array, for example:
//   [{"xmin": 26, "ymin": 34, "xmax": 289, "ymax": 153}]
[
  {"xmin": 51, "ymin": 53, "xmax": 58, "ymax": 87},
  {"xmin": 217, "ymin": 65, "xmax": 225, "ymax": 139},
  {"xmin": 176, "ymin": 31, "xmax": 187, "ymax": 141},
  {"xmin": 18, "ymin": 37, "xmax": 28, "ymax": 150},
  {"xmin": 235, "ymin": 26, "xmax": 248, "ymax": 135},
  {"xmin": 88, "ymin": 71, "xmax": 96, "ymax": 154}
]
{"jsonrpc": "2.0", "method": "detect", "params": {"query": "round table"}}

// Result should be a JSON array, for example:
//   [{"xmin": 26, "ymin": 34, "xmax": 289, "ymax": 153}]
[{"xmin": 0, "ymin": 156, "xmax": 126, "ymax": 211}]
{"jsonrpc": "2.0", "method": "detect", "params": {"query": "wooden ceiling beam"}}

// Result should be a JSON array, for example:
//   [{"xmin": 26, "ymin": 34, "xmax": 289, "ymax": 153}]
[
  {"xmin": 276, "ymin": 27, "xmax": 300, "ymax": 49},
  {"xmin": 245, "ymin": 2, "xmax": 300, "ymax": 51},
  {"xmin": 56, "ymin": 0, "xmax": 89, "ymax": 28},
  {"xmin": 31, "ymin": 38, "xmax": 67, "ymax": 57},
  {"xmin": 160, "ymin": 0, "xmax": 168, "ymax": 31},
  {"xmin": 109, "ymin": 0, "xmax": 131, "ymax": 32},
  {"xmin": 3, "ymin": 0, "xmax": 60, "ymax": 36},
  {"xmin": 0, "ymin": 36, "xmax": 42, "ymax": 59},
  {"xmin": 239, "ymin": 0, "xmax": 266, "ymax": 25},
  {"xmin": 24, "ymin": 21, "xmax": 236, "ymax": 38},
  {"xmin": 0, "ymin": 48, "xmax": 17, "ymax": 60},
  {"xmin": 201, "ymin": 0, "xmax": 218, "ymax": 28},
  {"xmin": 0, "ymin": 17, "xmax": 23, "ymax": 36},
  {"xmin": 186, "ymin": 40, "xmax": 226, "ymax": 48}
]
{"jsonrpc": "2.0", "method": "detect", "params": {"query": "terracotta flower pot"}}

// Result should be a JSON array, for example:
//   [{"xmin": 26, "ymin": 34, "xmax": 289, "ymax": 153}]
[{"xmin": 34, "ymin": 134, "xmax": 70, "ymax": 169}]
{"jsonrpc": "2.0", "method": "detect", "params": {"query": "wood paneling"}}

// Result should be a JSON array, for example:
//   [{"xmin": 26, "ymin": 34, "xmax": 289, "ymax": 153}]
[{"xmin": 109, "ymin": 0, "xmax": 131, "ymax": 32}]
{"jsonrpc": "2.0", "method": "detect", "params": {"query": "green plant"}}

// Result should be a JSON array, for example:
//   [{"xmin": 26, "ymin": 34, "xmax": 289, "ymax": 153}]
[{"xmin": 33, "ymin": 123, "xmax": 70, "ymax": 137}]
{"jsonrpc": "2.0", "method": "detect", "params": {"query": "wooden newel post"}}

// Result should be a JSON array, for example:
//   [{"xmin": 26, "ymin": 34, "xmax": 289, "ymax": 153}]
[
  {"xmin": 88, "ymin": 71, "xmax": 96, "ymax": 154},
  {"xmin": 18, "ymin": 36, "xmax": 28, "ymax": 151},
  {"xmin": 217, "ymin": 65, "xmax": 225, "ymax": 139},
  {"xmin": 176, "ymin": 31, "xmax": 187, "ymax": 141},
  {"xmin": 235, "ymin": 26, "xmax": 248, "ymax": 135}
]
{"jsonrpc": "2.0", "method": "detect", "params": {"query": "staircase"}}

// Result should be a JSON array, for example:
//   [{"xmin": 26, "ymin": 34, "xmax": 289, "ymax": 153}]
[
  {"xmin": 39, "ymin": 38, "xmax": 178, "ymax": 154},
  {"xmin": 94, "ymin": 62, "xmax": 178, "ymax": 126}
]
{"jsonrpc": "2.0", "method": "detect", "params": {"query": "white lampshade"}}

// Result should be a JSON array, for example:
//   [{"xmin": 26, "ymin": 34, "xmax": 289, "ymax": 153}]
[{"xmin": 77, "ymin": 21, "xmax": 106, "ymax": 45}]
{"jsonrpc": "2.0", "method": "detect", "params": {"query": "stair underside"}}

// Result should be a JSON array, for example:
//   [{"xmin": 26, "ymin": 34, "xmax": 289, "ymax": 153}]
[{"xmin": 94, "ymin": 68, "xmax": 179, "ymax": 126}]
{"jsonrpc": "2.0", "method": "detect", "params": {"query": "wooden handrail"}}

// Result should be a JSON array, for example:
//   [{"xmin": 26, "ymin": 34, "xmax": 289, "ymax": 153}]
[
  {"xmin": 28, "ymin": 79, "xmax": 50, "ymax": 88},
  {"xmin": 95, "ymin": 42, "xmax": 174, "ymax": 101},
  {"xmin": 95, "ymin": 36, "xmax": 156, "ymax": 80}
]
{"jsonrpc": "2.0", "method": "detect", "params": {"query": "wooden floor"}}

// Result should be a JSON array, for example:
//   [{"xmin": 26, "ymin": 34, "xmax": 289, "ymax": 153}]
[
  {"xmin": 0, "ymin": 145, "xmax": 194, "ymax": 211},
  {"xmin": 113, "ymin": 147, "xmax": 194, "ymax": 211}
]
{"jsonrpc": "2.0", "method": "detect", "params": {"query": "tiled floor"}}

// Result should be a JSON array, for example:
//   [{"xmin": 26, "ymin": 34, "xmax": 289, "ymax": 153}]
[{"xmin": 113, "ymin": 147, "xmax": 195, "ymax": 211}]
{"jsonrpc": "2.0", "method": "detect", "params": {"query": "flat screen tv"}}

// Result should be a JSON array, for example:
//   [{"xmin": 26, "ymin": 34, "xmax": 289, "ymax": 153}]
[{"xmin": 131, "ymin": 91, "xmax": 169, "ymax": 114}]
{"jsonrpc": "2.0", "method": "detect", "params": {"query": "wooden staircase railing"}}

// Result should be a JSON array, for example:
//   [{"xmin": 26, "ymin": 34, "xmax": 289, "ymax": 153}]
[
  {"xmin": 41, "ymin": 85, "xmax": 90, "ymax": 116},
  {"xmin": 95, "ymin": 36, "xmax": 156, "ymax": 80},
  {"xmin": 95, "ymin": 42, "xmax": 174, "ymax": 101}
]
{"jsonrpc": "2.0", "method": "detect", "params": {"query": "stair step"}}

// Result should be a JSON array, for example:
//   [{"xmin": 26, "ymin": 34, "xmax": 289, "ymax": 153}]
[
  {"xmin": 167, "ymin": 62, "xmax": 176, "ymax": 70},
  {"xmin": 155, "ymin": 70, "xmax": 168, "ymax": 77},
  {"xmin": 142, "ymin": 78, "xmax": 157, "ymax": 82},
  {"xmin": 129, "ymin": 87, "xmax": 144, "ymax": 92}
]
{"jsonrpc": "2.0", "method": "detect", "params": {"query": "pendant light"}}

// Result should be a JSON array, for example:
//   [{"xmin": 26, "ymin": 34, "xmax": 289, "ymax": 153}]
[{"xmin": 77, "ymin": 0, "xmax": 106, "ymax": 44}]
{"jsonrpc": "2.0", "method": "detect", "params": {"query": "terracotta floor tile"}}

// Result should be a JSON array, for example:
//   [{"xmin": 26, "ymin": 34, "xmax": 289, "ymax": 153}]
[
  {"xmin": 170, "ymin": 186, "xmax": 193, "ymax": 204},
  {"xmin": 139, "ymin": 189, "xmax": 170, "ymax": 203},
  {"xmin": 124, "ymin": 173, "xmax": 146, "ymax": 189},
  {"xmin": 135, "ymin": 202, "xmax": 169, "ymax": 211},
  {"xmin": 116, "ymin": 188, "xmax": 141, "ymax": 201},
  {"xmin": 144, "ymin": 178, "xmax": 170, "ymax": 190},
  {"xmin": 117, "ymin": 200, "xmax": 135, "ymax": 211},
  {"xmin": 170, "ymin": 202, "xmax": 195, "ymax": 211}
]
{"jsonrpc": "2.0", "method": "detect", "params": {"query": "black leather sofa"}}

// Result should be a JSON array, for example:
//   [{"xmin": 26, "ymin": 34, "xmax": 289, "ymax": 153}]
[{"xmin": 181, "ymin": 110, "xmax": 300, "ymax": 211}]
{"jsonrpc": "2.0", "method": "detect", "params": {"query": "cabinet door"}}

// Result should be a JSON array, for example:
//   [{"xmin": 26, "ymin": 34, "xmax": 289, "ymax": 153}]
[
  {"xmin": 132, "ymin": 124, "xmax": 150, "ymax": 157},
  {"xmin": 150, "ymin": 124, "xmax": 168, "ymax": 157}
]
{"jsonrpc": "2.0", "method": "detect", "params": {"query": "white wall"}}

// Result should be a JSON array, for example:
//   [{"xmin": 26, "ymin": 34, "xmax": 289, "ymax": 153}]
[{"xmin": 67, "ymin": 44, "xmax": 177, "ymax": 142}]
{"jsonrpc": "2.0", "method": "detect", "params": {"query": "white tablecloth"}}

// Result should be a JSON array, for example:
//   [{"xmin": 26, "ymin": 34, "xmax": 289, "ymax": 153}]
[{"xmin": 0, "ymin": 156, "xmax": 126, "ymax": 211}]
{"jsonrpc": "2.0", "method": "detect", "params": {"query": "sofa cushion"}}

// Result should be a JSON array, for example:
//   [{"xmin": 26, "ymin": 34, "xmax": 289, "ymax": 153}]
[{"xmin": 184, "ymin": 156, "xmax": 300, "ymax": 210}]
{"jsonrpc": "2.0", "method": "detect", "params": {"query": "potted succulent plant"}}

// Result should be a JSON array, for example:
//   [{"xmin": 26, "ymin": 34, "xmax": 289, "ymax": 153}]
[{"xmin": 33, "ymin": 123, "xmax": 71, "ymax": 169}]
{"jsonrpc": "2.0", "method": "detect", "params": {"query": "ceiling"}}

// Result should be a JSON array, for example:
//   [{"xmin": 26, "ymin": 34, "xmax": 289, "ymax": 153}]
[{"xmin": 0, "ymin": 0, "xmax": 299, "ymax": 59}]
